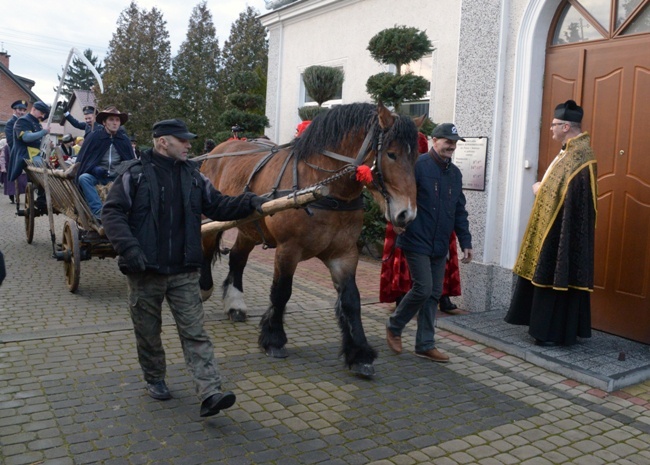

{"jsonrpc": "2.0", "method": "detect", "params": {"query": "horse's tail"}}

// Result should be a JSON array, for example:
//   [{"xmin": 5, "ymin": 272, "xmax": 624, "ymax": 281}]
[
  {"xmin": 202, "ymin": 229, "xmax": 228, "ymax": 265},
  {"xmin": 214, "ymin": 230, "xmax": 230, "ymax": 262},
  {"xmin": 200, "ymin": 229, "xmax": 226, "ymax": 301}
]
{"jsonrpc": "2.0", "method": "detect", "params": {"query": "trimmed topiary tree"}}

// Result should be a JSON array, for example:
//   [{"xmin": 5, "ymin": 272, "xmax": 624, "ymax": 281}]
[
  {"xmin": 365, "ymin": 25, "xmax": 433, "ymax": 112},
  {"xmin": 302, "ymin": 65, "xmax": 344, "ymax": 106},
  {"xmin": 215, "ymin": 70, "xmax": 269, "ymax": 142},
  {"xmin": 298, "ymin": 105, "xmax": 328, "ymax": 122},
  {"xmin": 298, "ymin": 65, "xmax": 344, "ymax": 121}
]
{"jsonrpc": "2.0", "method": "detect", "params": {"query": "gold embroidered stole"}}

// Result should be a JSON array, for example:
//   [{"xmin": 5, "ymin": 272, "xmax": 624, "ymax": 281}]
[{"xmin": 513, "ymin": 133, "xmax": 597, "ymax": 282}]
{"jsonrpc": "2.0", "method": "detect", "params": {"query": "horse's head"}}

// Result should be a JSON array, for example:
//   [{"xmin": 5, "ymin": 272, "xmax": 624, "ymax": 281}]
[
  {"xmin": 292, "ymin": 102, "xmax": 420, "ymax": 228},
  {"xmin": 365, "ymin": 103, "xmax": 421, "ymax": 229}
]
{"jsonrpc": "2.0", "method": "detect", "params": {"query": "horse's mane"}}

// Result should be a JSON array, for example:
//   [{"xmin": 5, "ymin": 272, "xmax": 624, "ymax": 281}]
[{"xmin": 293, "ymin": 103, "xmax": 418, "ymax": 162}]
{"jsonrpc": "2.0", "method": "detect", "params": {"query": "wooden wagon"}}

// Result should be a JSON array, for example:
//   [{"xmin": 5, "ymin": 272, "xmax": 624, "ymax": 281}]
[
  {"xmin": 21, "ymin": 160, "xmax": 114, "ymax": 292},
  {"xmin": 19, "ymin": 160, "xmax": 328, "ymax": 293}
]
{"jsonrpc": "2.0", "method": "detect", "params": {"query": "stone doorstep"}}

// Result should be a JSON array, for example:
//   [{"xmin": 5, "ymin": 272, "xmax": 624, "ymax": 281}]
[{"xmin": 437, "ymin": 311, "xmax": 650, "ymax": 393}]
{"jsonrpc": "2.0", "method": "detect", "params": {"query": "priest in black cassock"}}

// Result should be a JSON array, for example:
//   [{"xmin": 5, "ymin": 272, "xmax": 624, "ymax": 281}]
[{"xmin": 505, "ymin": 100, "xmax": 597, "ymax": 346}]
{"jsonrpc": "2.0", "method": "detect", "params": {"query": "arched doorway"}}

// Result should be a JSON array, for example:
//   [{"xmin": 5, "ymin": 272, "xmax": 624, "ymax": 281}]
[{"xmin": 540, "ymin": 0, "xmax": 650, "ymax": 343}]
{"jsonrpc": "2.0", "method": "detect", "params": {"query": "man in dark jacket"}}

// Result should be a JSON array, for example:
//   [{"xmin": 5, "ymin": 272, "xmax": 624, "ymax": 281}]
[
  {"xmin": 102, "ymin": 118, "xmax": 268, "ymax": 418},
  {"xmin": 8, "ymin": 101, "xmax": 51, "ymax": 210},
  {"xmin": 75, "ymin": 106, "xmax": 133, "ymax": 219},
  {"xmin": 59, "ymin": 104, "xmax": 103, "ymax": 136},
  {"xmin": 5, "ymin": 100, "xmax": 28, "ymax": 149},
  {"xmin": 386, "ymin": 123, "xmax": 473, "ymax": 363},
  {"xmin": 8, "ymin": 101, "xmax": 50, "ymax": 181},
  {"xmin": 3, "ymin": 100, "xmax": 28, "ymax": 203}
]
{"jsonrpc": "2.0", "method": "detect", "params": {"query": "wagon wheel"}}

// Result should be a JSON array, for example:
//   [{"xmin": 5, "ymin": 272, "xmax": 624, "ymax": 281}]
[
  {"xmin": 24, "ymin": 182, "xmax": 35, "ymax": 244},
  {"xmin": 62, "ymin": 220, "xmax": 81, "ymax": 293}
]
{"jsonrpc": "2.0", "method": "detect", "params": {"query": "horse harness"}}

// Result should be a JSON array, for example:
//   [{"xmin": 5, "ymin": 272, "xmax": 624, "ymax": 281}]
[
  {"xmin": 196, "ymin": 125, "xmax": 391, "ymax": 209},
  {"xmin": 196, "ymin": 125, "xmax": 393, "ymax": 247}
]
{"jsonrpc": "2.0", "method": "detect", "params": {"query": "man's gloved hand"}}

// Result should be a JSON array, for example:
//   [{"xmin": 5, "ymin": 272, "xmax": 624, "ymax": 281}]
[
  {"xmin": 56, "ymin": 101, "xmax": 68, "ymax": 114},
  {"xmin": 118, "ymin": 246, "xmax": 146, "ymax": 274},
  {"xmin": 91, "ymin": 166, "xmax": 108, "ymax": 179},
  {"xmin": 250, "ymin": 195, "xmax": 270, "ymax": 215}
]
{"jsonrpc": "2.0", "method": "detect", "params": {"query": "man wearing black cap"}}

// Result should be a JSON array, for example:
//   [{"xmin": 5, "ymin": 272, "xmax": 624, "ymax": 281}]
[
  {"xmin": 5, "ymin": 100, "xmax": 28, "ymax": 149},
  {"xmin": 505, "ymin": 100, "xmax": 597, "ymax": 346},
  {"xmin": 8, "ymin": 101, "xmax": 51, "ymax": 210},
  {"xmin": 102, "ymin": 118, "xmax": 268, "ymax": 418},
  {"xmin": 59, "ymin": 103, "xmax": 103, "ymax": 136},
  {"xmin": 9, "ymin": 101, "xmax": 50, "ymax": 176},
  {"xmin": 3, "ymin": 100, "xmax": 28, "ymax": 203},
  {"xmin": 386, "ymin": 123, "xmax": 473, "ymax": 363}
]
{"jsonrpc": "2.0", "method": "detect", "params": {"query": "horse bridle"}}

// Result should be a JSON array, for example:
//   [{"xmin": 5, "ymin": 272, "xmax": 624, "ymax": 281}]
[{"xmin": 320, "ymin": 124, "xmax": 393, "ymax": 219}]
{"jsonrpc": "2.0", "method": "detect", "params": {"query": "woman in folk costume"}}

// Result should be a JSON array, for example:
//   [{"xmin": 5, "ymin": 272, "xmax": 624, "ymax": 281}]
[
  {"xmin": 379, "ymin": 131, "xmax": 462, "ymax": 311},
  {"xmin": 505, "ymin": 100, "xmax": 597, "ymax": 346}
]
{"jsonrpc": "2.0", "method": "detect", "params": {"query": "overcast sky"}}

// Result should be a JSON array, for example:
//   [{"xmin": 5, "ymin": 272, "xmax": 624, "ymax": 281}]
[{"xmin": 1, "ymin": 0, "xmax": 269, "ymax": 105}]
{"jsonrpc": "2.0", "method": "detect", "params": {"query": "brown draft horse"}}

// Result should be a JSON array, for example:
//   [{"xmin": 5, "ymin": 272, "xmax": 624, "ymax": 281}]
[{"xmin": 200, "ymin": 102, "xmax": 421, "ymax": 377}]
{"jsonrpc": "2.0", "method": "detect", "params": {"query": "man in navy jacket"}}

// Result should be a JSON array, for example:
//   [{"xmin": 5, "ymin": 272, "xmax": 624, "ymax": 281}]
[
  {"xmin": 386, "ymin": 123, "xmax": 473, "ymax": 363},
  {"xmin": 5, "ymin": 100, "xmax": 28, "ymax": 149},
  {"xmin": 60, "ymin": 104, "xmax": 103, "ymax": 137}
]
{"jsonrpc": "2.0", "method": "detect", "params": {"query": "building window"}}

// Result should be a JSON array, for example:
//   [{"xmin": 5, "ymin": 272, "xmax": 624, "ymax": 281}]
[
  {"xmin": 400, "ymin": 54, "xmax": 432, "ymax": 116},
  {"xmin": 551, "ymin": 0, "xmax": 650, "ymax": 45},
  {"xmin": 401, "ymin": 101, "xmax": 430, "ymax": 117}
]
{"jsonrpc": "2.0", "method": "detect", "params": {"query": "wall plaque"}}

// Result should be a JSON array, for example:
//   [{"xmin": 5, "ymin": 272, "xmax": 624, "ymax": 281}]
[{"xmin": 452, "ymin": 137, "xmax": 488, "ymax": 191}]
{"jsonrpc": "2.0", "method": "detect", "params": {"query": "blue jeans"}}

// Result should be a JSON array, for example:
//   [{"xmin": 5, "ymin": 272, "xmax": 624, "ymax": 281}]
[
  {"xmin": 126, "ymin": 271, "xmax": 223, "ymax": 402},
  {"xmin": 78, "ymin": 173, "xmax": 111, "ymax": 217},
  {"xmin": 387, "ymin": 251, "xmax": 446, "ymax": 352}
]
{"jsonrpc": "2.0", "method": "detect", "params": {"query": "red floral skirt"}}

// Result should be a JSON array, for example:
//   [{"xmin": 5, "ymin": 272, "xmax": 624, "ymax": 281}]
[{"xmin": 379, "ymin": 224, "xmax": 461, "ymax": 303}]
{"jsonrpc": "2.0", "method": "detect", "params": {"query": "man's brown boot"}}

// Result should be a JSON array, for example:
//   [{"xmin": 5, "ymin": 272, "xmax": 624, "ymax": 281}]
[
  {"xmin": 414, "ymin": 348, "xmax": 450, "ymax": 363},
  {"xmin": 386, "ymin": 327, "xmax": 402, "ymax": 354}
]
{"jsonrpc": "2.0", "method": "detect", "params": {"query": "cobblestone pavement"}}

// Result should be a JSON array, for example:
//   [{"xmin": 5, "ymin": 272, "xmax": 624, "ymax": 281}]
[{"xmin": 1, "ymin": 197, "xmax": 650, "ymax": 465}]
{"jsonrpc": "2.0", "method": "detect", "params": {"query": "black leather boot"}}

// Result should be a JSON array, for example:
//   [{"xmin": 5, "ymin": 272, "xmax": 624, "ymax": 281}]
[{"xmin": 439, "ymin": 295, "xmax": 458, "ymax": 313}]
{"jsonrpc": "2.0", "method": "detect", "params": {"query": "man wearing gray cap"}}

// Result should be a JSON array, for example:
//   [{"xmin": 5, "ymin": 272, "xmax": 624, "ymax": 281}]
[
  {"xmin": 386, "ymin": 123, "xmax": 473, "ymax": 363},
  {"xmin": 102, "ymin": 118, "xmax": 268, "ymax": 418}
]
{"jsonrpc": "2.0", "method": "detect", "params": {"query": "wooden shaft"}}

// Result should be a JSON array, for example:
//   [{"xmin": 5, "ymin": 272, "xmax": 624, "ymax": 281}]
[{"xmin": 201, "ymin": 185, "xmax": 329, "ymax": 235}]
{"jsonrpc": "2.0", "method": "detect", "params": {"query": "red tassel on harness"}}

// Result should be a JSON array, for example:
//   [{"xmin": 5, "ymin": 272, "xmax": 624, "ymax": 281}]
[{"xmin": 356, "ymin": 165, "xmax": 373, "ymax": 184}]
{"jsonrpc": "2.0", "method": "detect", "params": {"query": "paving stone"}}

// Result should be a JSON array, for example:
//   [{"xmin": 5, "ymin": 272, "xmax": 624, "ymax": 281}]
[
  {"xmin": 509, "ymin": 445, "xmax": 544, "ymax": 460},
  {"xmin": 573, "ymin": 455, "xmax": 606, "ymax": 465},
  {"xmin": 5, "ymin": 451, "xmax": 45, "ymax": 465},
  {"xmin": 2, "ymin": 443, "xmax": 27, "ymax": 456}
]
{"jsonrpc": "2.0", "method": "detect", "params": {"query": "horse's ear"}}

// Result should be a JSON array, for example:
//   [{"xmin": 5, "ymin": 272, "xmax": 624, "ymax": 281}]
[
  {"xmin": 377, "ymin": 101, "xmax": 396, "ymax": 130},
  {"xmin": 412, "ymin": 114, "xmax": 427, "ymax": 130}
]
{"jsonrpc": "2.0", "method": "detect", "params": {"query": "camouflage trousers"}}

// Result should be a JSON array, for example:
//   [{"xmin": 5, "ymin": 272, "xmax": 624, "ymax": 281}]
[{"xmin": 126, "ymin": 271, "xmax": 222, "ymax": 401}]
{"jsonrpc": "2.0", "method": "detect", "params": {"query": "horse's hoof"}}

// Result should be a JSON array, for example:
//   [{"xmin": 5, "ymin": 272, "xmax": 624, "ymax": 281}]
[
  {"xmin": 350, "ymin": 363, "xmax": 375, "ymax": 378},
  {"xmin": 228, "ymin": 309, "xmax": 247, "ymax": 322},
  {"xmin": 200, "ymin": 287, "xmax": 214, "ymax": 302},
  {"xmin": 266, "ymin": 346, "xmax": 289, "ymax": 358}
]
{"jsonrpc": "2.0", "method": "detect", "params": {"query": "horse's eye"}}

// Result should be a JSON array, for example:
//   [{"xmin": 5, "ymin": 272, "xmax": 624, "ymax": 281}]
[{"xmin": 386, "ymin": 152, "xmax": 397, "ymax": 160}]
